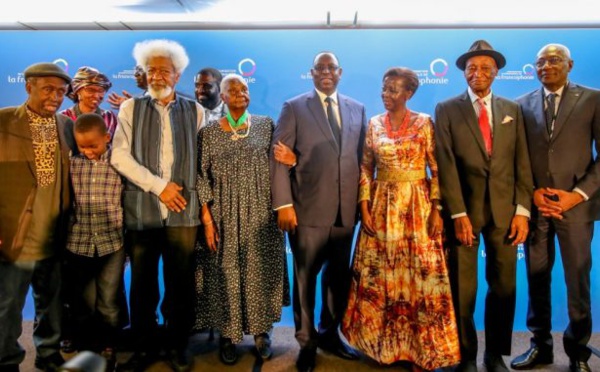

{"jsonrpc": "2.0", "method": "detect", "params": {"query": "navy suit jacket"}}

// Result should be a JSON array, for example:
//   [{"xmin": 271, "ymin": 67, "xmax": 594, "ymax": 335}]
[
  {"xmin": 271, "ymin": 90, "xmax": 367, "ymax": 228},
  {"xmin": 518, "ymin": 82, "xmax": 600, "ymax": 222}
]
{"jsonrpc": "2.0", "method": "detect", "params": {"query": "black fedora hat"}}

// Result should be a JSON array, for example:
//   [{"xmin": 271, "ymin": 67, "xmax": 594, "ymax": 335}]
[{"xmin": 456, "ymin": 40, "xmax": 506, "ymax": 71}]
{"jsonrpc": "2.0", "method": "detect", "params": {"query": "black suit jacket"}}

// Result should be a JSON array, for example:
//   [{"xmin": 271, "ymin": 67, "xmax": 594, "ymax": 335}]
[
  {"xmin": 518, "ymin": 82, "xmax": 600, "ymax": 222},
  {"xmin": 435, "ymin": 91, "xmax": 533, "ymax": 229}
]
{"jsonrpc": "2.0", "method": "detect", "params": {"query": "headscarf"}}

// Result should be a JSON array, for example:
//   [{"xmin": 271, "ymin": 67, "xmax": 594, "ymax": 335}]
[{"xmin": 68, "ymin": 66, "xmax": 112, "ymax": 102}]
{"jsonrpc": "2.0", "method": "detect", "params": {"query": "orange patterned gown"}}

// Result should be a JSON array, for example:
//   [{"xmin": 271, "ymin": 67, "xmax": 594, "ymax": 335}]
[{"xmin": 342, "ymin": 112, "xmax": 460, "ymax": 369}]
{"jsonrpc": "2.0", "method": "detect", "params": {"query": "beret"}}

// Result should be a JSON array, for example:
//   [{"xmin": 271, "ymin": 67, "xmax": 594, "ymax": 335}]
[{"xmin": 23, "ymin": 62, "xmax": 71, "ymax": 83}]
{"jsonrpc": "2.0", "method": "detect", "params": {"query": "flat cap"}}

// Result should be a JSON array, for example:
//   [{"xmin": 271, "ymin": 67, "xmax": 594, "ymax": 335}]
[{"xmin": 24, "ymin": 62, "xmax": 71, "ymax": 83}]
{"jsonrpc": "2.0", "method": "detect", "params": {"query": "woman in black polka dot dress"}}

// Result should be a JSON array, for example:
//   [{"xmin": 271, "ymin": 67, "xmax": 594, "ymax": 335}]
[{"xmin": 195, "ymin": 73, "xmax": 290, "ymax": 365}]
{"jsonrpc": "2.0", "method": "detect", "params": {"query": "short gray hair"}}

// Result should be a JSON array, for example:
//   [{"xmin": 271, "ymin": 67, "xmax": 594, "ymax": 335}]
[
  {"xmin": 220, "ymin": 73, "xmax": 248, "ymax": 94},
  {"xmin": 133, "ymin": 39, "xmax": 190, "ymax": 74}
]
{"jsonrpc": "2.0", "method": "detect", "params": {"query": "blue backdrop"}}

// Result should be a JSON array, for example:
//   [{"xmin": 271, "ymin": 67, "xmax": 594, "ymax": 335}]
[{"xmin": 3, "ymin": 29, "xmax": 598, "ymax": 331}]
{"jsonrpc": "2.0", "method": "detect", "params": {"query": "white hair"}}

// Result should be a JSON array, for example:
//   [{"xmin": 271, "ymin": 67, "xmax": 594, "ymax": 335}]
[
  {"xmin": 537, "ymin": 43, "xmax": 572, "ymax": 60},
  {"xmin": 133, "ymin": 39, "xmax": 190, "ymax": 74},
  {"xmin": 220, "ymin": 73, "xmax": 248, "ymax": 94}
]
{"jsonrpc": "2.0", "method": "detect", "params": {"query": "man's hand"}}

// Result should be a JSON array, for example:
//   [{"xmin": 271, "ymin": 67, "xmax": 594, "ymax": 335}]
[
  {"xmin": 107, "ymin": 90, "xmax": 133, "ymax": 110},
  {"xmin": 273, "ymin": 141, "xmax": 297, "ymax": 167},
  {"xmin": 203, "ymin": 222, "xmax": 219, "ymax": 252},
  {"xmin": 454, "ymin": 216, "xmax": 476, "ymax": 247},
  {"xmin": 159, "ymin": 182, "xmax": 187, "ymax": 213},
  {"xmin": 546, "ymin": 188, "xmax": 584, "ymax": 214},
  {"xmin": 533, "ymin": 188, "xmax": 563, "ymax": 219},
  {"xmin": 508, "ymin": 215, "xmax": 529, "ymax": 246},
  {"xmin": 277, "ymin": 206, "xmax": 298, "ymax": 233},
  {"xmin": 359, "ymin": 201, "xmax": 375, "ymax": 236}
]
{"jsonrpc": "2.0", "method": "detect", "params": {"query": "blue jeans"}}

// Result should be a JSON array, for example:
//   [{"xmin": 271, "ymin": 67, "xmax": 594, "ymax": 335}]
[{"xmin": 0, "ymin": 257, "xmax": 62, "ymax": 366}]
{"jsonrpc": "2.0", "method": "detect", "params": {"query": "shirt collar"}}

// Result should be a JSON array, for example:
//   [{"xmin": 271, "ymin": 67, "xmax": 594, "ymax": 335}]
[
  {"xmin": 315, "ymin": 89, "xmax": 338, "ymax": 104},
  {"xmin": 467, "ymin": 87, "xmax": 492, "ymax": 105},
  {"xmin": 543, "ymin": 83, "xmax": 567, "ymax": 98}
]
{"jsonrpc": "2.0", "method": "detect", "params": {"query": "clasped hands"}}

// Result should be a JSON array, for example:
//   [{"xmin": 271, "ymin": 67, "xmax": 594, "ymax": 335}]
[{"xmin": 533, "ymin": 187, "xmax": 583, "ymax": 220}]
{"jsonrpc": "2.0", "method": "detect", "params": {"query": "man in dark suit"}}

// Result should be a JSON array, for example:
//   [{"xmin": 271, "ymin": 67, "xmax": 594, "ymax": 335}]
[
  {"xmin": 270, "ymin": 51, "xmax": 367, "ymax": 372},
  {"xmin": 434, "ymin": 40, "xmax": 533, "ymax": 372},
  {"xmin": 510, "ymin": 43, "xmax": 600, "ymax": 372}
]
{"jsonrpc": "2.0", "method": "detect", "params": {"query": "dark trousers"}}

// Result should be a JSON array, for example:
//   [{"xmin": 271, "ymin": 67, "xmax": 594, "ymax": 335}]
[
  {"xmin": 63, "ymin": 249, "xmax": 126, "ymax": 350},
  {"xmin": 0, "ymin": 257, "xmax": 62, "ymax": 366},
  {"xmin": 525, "ymin": 215, "xmax": 593, "ymax": 361},
  {"xmin": 289, "ymin": 224, "xmax": 354, "ymax": 350},
  {"xmin": 447, "ymin": 220, "xmax": 517, "ymax": 361},
  {"xmin": 127, "ymin": 226, "xmax": 197, "ymax": 352}
]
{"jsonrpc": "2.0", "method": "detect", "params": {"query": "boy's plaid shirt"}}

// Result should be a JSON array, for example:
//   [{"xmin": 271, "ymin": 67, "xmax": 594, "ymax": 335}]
[{"xmin": 67, "ymin": 148, "xmax": 124, "ymax": 257}]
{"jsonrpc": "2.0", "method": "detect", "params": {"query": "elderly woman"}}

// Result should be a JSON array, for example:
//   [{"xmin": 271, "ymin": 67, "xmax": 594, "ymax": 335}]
[
  {"xmin": 61, "ymin": 66, "xmax": 117, "ymax": 138},
  {"xmin": 195, "ymin": 74, "xmax": 290, "ymax": 365},
  {"xmin": 341, "ymin": 67, "xmax": 460, "ymax": 371}
]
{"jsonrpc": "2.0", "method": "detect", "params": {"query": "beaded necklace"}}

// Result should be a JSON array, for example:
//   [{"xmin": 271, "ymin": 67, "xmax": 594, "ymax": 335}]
[
  {"xmin": 384, "ymin": 109, "xmax": 411, "ymax": 139},
  {"xmin": 226, "ymin": 112, "xmax": 252, "ymax": 141}
]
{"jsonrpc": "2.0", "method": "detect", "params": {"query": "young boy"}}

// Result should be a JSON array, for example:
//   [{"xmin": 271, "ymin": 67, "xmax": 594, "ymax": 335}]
[{"xmin": 65, "ymin": 113, "xmax": 125, "ymax": 369}]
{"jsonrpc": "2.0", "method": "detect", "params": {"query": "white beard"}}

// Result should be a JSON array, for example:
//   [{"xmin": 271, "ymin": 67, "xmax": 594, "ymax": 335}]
[{"xmin": 148, "ymin": 85, "xmax": 173, "ymax": 101}]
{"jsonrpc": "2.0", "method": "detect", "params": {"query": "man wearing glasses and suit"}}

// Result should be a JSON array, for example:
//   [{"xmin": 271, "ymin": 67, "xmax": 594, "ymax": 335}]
[
  {"xmin": 510, "ymin": 43, "xmax": 600, "ymax": 372},
  {"xmin": 271, "ymin": 51, "xmax": 367, "ymax": 372}
]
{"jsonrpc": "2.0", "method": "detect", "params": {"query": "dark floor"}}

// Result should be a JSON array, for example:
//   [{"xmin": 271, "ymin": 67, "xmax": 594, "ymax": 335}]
[{"xmin": 17, "ymin": 322, "xmax": 600, "ymax": 371}]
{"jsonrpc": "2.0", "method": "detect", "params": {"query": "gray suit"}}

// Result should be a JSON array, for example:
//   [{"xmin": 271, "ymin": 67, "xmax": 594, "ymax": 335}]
[
  {"xmin": 518, "ymin": 82, "xmax": 600, "ymax": 360},
  {"xmin": 435, "ymin": 91, "xmax": 533, "ymax": 360},
  {"xmin": 271, "ymin": 89, "xmax": 366, "ymax": 348}
]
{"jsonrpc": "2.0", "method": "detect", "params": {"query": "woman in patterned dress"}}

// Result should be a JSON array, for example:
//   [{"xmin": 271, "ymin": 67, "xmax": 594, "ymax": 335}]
[
  {"xmin": 195, "ymin": 73, "xmax": 290, "ymax": 365},
  {"xmin": 341, "ymin": 67, "xmax": 460, "ymax": 371}
]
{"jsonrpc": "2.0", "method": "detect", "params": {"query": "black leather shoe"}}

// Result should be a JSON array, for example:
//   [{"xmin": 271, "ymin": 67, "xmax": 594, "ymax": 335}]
[
  {"xmin": 296, "ymin": 347, "xmax": 316, "ymax": 372},
  {"xmin": 510, "ymin": 346, "xmax": 553, "ymax": 370},
  {"xmin": 455, "ymin": 360, "xmax": 477, "ymax": 372},
  {"xmin": 318, "ymin": 338, "xmax": 359, "ymax": 360},
  {"xmin": 569, "ymin": 359, "xmax": 591, "ymax": 372},
  {"xmin": 34, "ymin": 352, "xmax": 65, "ymax": 372},
  {"xmin": 0, "ymin": 365, "xmax": 20, "ymax": 372},
  {"xmin": 483, "ymin": 351, "xmax": 508, "ymax": 372}
]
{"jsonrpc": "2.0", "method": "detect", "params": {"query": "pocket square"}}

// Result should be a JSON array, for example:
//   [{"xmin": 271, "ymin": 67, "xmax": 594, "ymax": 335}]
[{"xmin": 501, "ymin": 115, "xmax": 514, "ymax": 124}]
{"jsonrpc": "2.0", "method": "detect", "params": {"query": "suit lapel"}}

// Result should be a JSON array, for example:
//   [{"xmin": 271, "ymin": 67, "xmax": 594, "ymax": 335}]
[
  {"xmin": 552, "ymin": 83, "xmax": 581, "ymax": 140},
  {"xmin": 457, "ymin": 92, "xmax": 488, "ymax": 158},
  {"xmin": 338, "ymin": 95, "xmax": 351, "ymax": 152},
  {"xmin": 307, "ymin": 91, "xmax": 339, "ymax": 153}
]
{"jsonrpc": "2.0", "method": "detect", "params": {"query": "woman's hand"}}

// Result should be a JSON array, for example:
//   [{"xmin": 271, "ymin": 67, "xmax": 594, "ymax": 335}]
[
  {"xmin": 203, "ymin": 221, "xmax": 219, "ymax": 252},
  {"xmin": 427, "ymin": 207, "xmax": 443, "ymax": 238},
  {"xmin": 360, "ymin": 200, "xmax": 376, "ymax": 236},
  {"xmin": 273, "ymin": 141, "xmax": 297, "ymax": 167}
]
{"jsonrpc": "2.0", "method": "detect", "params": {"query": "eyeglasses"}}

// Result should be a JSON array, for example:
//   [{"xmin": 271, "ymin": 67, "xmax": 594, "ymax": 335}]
[
  {"xmin": 535, "ymin": 56, "xmax": 565, "ymax": 68},
  {"xmin": 146, "ymin": 68, "xmax": 174, "ymax": 79},
  {"xmin": 313, "ymin": 64, "xmax": 340, "ymax": 73}
]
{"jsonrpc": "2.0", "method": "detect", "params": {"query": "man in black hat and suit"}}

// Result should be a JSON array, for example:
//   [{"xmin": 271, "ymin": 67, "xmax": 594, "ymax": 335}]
[
  {"xmin": 434, "ymin": 40, "xmax": 533, "ymax": 372},
  {"xmin": 510, "ymin": 43, "xmax": 600, "ymax": 372}
]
